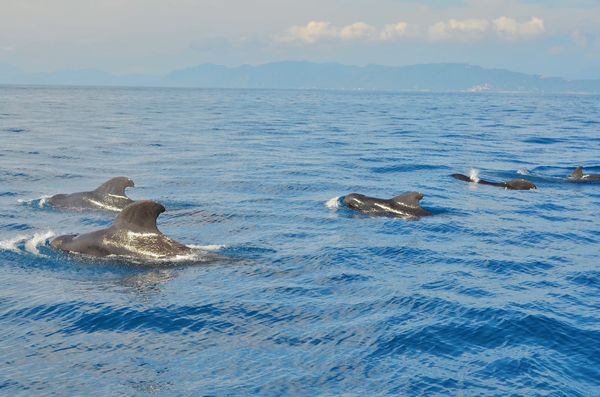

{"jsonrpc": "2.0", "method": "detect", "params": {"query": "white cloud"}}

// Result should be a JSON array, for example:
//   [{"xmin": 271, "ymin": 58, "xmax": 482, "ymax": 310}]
[
  {"xmin": 281, "ymin": 17, "xmax": 545, "ymax": 45},
  {"xmin": 521, "ymin": 17, "xmax": 545, "ymax": 36},
  {"xmin": 379, "ymin": 22, "xmax": 411, "ymax": 41},
  {"xmin": 339, "ymin": 22, "xmax": 377, "ymax": 41},
  {"xmin": 281, "ymin": 20, "xmax": 399, "ymax": 43},
  {"xmin": 428, "ymin": 19, "xmax": 489, "ymax": 42},
  {"xmin": 493, "ymin": 17, "xmax": 545, "ymax": 39},
  {"xmin": 282, "ymin": 21, "xmax": 338, "ymax": 44},
  {"xmin": 492, "ymin": 17, "xmax": 518, "ymax": 37}
]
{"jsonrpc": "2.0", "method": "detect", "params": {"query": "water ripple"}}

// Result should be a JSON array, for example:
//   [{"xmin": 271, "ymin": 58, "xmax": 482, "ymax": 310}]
[{"xmin": 1, "ymin": 87, "xmax": 599, "ymax": 396}]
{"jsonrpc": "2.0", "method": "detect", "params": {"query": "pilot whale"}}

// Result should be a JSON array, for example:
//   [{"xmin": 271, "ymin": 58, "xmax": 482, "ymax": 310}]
[
  {"xmin": 47, "ymin": 177, "xmax": 135, "ymax": 211},
  {"xmin": 569, "ymin": 166, "xmax": 600, "ymax": 182},
  {"xmin": 452, "ymin": 174, "xmax": 536, "ymax": 190},
  {"xmin": 51, "ymin": 200, "xmax": 192, "ymax": 259},
  {"xmin": 343, "ymin": 192, "xmax": 431, "ymax": 219}
]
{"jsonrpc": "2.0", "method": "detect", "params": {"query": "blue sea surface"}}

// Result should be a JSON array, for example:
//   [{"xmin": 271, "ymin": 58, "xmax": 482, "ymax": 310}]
[{"xmin": 1, "ymin": 86, "xmax": 600, "ymax": 396}]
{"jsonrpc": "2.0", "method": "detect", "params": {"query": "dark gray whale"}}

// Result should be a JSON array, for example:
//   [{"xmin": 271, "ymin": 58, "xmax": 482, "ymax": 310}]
[
  {"xmin": 343, "ymin": 192, "xmax": 431, "ymax": 219},
  {"xmin": 452, "ymin": 174, "xmax": 537, "ymax": 190},
  {"xmin": 569, "ymin": 166, "xmax": 600, "ymax": 182},
  {"xmin": 47, "ymin": 177, "xmax": 135, "ymax": 212},
  {"xmin": 51, "ymin": 200, "xmax": 192, "ymax": 259}
]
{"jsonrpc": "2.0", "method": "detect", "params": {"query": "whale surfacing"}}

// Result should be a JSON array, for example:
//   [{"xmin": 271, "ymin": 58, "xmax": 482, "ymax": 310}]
[
  {"xmin": 51, "ymin": 200, "xmax": 192, "ymax": 259},
  {"xmin": 343, "ymin": 192, "xmax": 431, "ymax": 219},
  {"xmin": 569, "ymin": 166, "xmax": 600, "ymax": 182},
  {"xmin": 452, "ymin": 173, "xmax": 536, "ymax": 190},
  {"xmin": 47, "ymin": 177, "xmax": 135, "ymax": 212}
]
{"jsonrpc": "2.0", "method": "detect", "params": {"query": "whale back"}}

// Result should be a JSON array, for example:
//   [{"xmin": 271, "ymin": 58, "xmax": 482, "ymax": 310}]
[
  {"xmin": 95, "ymin": 177, "xmax": 134, "ymax": 196},
  {"xmin": 392, "ymin": 192, "xmax": 424, "ymax": 208},
  {"xmin": 571, "ymin": 167, "xmax": 584, "ymax": 180},
  {"xmin": 451, "ymin": 173, "xmax": 472, "ymax": 182},
  {"xmin": 505, "ymin": 179, "xmax": 537, "ymax": 190},
  {"xmin": 114, "ymin": 201, "xmax": 165, "ymax": 233}
]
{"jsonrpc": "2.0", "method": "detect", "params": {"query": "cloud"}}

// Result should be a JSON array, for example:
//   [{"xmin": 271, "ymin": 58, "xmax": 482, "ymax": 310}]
[
  {"xmin": 281, "ymin": 17, "xmax": 545, "ymax": 44},
  {"xmin": 379, "ymin": 22, "xmax": 411, "ymax": 41},
  {"xmin": 493, "ymin": 17, "xmax": 545, "ymax": 39},
  {"xmin": 283, "ymin": 21, "xmax": 339, "ymax": 44},
  {"xmin": 428, "ymin": 18, "xmax": 489, "ymax": 41},
  {"xmin": 339, "ymin": 22, "xmax": 377, "ymax": 41},
  {"xmin": 280, "ymin": 20, "xmax": 410, "ymax": 44}
]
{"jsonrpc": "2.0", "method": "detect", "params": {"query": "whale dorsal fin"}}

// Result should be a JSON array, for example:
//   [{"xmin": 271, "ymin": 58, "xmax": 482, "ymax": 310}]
[
  {"xmin": 95, "ymin": 177, "xmax": 134, "ymax": 196},
  {"xmin": 392, "ymin": 192, "xmax": 424, "ymax": 208},
  {"xmin": 114, "ymin": 201, "xmax": 165, "ymax": 232},
  {"xmin": 571, "ymin": 167, "xmax": 584, "ymax": 180}
]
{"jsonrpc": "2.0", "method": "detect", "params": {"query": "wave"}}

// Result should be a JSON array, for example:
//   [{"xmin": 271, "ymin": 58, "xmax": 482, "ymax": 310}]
[
  {"xmin": 0, "ymin": 231, "xmax": 56, "ymax": 256},
  {"xmin": 17, "ymin": 195, "xmax": 52, "ymax": 208},
  {"xmin": 188, "ymin": 244, "xmax": 227, "ymax": 251},
  {"xmin": 325, "ymin": 196, "xmax": 342, "ymax": 209}
]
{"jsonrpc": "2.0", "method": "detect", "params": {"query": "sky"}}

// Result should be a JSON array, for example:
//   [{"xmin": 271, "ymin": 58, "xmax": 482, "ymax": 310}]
[{"xmin": 1, "ymin": 0, "xmax": 599, "ymax": 79}]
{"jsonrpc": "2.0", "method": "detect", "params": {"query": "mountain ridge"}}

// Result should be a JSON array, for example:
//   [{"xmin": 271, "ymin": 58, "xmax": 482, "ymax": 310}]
[{"xmin": 1, "ymin": 62, "xmax": 599, "ymax": 93}]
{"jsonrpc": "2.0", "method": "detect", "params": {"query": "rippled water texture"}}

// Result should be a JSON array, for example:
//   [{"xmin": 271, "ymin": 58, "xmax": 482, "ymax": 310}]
[{"xmin": 1, "ymin": 87, "xmax": 600, "ymax": 396}]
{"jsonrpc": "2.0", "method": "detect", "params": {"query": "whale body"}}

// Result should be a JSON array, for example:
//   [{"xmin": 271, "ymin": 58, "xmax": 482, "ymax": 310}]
[
  {"xmin": 51, "ymin": 200, "xmax": 192, "ymax": 259},
  {"xmin": 343, "ymin": 192, "xmax": 431, "ymax": 219},
  {"xmin": 569, "ymin": 166, "xmax": 600, "ymax": 182},
  {"xmin": 47, "ymin": 177, "xmax": 135, "ymax": 212},
  {"xmin": 452, "ymin": 174, "xmax": 536, "ymax": 190}
]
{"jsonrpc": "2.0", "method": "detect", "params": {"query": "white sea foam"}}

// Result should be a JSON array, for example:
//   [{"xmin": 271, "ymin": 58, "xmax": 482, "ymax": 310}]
[
  {"xmin": 0, "ymin": 234, "xmax": 28, "ymax": 252},
  {"xmin": 517, "ymin": 169, "xmax": 529, "ymax": 175},
  {"xmin": 0, "ymin": 231, "xmax": 55, "ymax": 256},
  {"xmin": 39, "ymin": 196, "xmax": 50, "ymax": 207},
  {"xmin": 469, "ymin": 168, "xmax": 480, "ymax": 183},
  {"xmin": 188, "ymin": 244, "xmax": 226, "ymax": 251},
  {"xmin": 17, "ymin": 195, "xmax": 51, "ymax": 208},
  {"xmin": 325, "ymin": 196, "xmax": 341, "ymax": 209},
  {"xmin": 24, "ymin": 231, "xmax": 56, "ymax": 256}
]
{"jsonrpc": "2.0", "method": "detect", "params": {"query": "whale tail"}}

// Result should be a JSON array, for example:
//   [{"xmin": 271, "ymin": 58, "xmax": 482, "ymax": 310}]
[
  {"xmin": 392, "ymin": 192, "xmax": 424, "ymax": 208},
  {"xmin": 571, "ymin": 167, "xmax": 584, "ymax": 180},
  {"xmin": 95, "ymin": 177, "xmax": 135, "ymax": 196},
  {"xmin": 114, "ymin": 201, "xmax": 165, "ymax": 233}
]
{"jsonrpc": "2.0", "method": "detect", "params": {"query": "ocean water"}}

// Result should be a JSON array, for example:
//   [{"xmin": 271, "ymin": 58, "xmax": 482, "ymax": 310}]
[{"xmin": 1, "ymin": 86, "xmax": 600, "ymax": 396}]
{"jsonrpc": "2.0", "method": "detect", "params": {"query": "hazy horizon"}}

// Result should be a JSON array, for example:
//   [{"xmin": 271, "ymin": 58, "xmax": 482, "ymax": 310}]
[
  {"xmin": 3, "ymin": 61, "xmax": 600, "ymax": 93},
  {"xmin": 1, "ymin": 0, "xmax": 600, "ymax": 79}
]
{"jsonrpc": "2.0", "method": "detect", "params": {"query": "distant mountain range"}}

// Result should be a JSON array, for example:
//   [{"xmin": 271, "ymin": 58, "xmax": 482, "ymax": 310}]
[{"xmin": 2, "ymin": 62, "xmax": 600, "ymax": 93}]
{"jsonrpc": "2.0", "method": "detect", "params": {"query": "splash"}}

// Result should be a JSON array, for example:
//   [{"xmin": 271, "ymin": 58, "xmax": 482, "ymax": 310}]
[
  {"xmin": 469, "ymin": 168, "xmax": 480, "ymax": 183},
  {"xmin": 0, "ymin": 231, "xmax": 55, "ymax": 256},
  {"xmin": 188, "ymin": 244, "xmax": 226, "ymax": 251},
  {"xmin": 325, "ymin": 196, "xmax": 341, "ymax": 209},
  {"xmin": 17, "ymin": 195, "xmax": 52, "ymax": 208},
  {"xmin": 0, "ymin": 234, "xmax": 29, "ymax": 252},
  {"xmin": 517, "ymin": 169, "xmax": 529, "ymax": 175}
]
